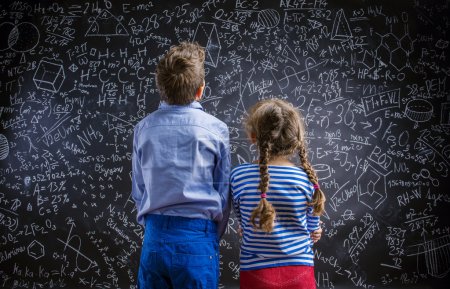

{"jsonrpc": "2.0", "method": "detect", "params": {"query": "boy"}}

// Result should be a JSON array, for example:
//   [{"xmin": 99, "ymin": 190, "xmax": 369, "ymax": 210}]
[{"xmin": 131, "ymin": 42, "xmax": 231, "ymax": 288}]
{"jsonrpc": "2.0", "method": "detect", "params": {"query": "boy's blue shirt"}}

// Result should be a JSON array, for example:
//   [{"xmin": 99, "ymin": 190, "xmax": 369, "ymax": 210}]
[{"xmin": 131, "ymin": 101, "xmax": 231, "ymax": 237}]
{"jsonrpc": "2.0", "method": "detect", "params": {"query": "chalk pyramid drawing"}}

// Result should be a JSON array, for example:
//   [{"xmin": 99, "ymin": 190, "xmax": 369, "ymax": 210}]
[
  {"xmin": 85, "ymin": 10, "xmax": 128, "ymax": 37},
  {"xmin": 331, "ymin": 9, "xmax": 352, "ymax": 40},
  {"xmin": 193, "ymin": 22, "xmax": 221, "ymax": 68}
]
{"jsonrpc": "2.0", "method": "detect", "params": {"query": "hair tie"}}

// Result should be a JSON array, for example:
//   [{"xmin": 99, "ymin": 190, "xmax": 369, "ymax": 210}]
[
  {"xmin": 313, "ymin": 184, "xmax": 320, "ymax": 190},
  {"xmin": 260, "ymin": 193, "xmax": 267, "ymax": 199}
]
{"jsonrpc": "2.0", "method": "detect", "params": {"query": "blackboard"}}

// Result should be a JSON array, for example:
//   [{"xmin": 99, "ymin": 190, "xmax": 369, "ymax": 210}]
[{"xmin": 0, "ymin": 0, "xmax": 449, "ymax": 288}]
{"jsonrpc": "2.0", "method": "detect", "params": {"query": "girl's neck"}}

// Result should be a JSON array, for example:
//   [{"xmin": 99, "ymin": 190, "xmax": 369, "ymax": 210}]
[{"xmin": 267, "ymin": 155, "xmax": 295, "ymax": 166}]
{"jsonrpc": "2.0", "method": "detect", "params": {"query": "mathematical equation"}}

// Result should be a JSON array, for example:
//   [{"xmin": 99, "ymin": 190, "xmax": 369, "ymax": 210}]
[{"xmin": 0, "ymin": 0, "xmax": 449, "ymax": 288}]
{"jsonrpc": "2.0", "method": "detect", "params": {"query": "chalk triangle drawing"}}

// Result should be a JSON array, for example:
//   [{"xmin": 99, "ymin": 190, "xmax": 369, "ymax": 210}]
[
  {"xmin": 106, "ymin": 113, "xmax": 133, "ymax": 135},
  {"xmin": 331, "ymin": 9, "xmax": 352, "ymax": 40},
  {"xmin": 85, "ymin": 10, "xmax": 128, "ymax": 37},
  {"xmin": 282, "ymin": 46, "xmax": 300, "ymax": 65},
  {"xmin": 308, "ymin": 19, "xmax": 322, "ymax": 29}
]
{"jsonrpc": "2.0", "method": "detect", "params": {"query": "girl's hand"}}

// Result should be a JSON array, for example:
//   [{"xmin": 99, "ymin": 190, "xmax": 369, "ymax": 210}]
[{"xmin": 310, "ymin": 222, "xmax": 323, "ymax": 243}]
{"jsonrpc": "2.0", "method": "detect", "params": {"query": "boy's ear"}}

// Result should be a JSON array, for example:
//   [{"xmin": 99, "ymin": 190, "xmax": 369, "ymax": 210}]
[{"xmin": 194, "ymin": 81, "xmax": 205, "ymax": 101}]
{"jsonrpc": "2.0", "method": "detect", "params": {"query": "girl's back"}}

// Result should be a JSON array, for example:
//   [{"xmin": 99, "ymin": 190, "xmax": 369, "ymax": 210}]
[{"xmin": 231, "ymin": 163, "xmax": 318, "ymax": 270}]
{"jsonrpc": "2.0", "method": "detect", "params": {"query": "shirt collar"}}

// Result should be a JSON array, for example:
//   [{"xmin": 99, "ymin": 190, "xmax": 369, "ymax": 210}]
[{"xmin": 159, "ymin": 101, "xmax": 203, "ymax": 111}]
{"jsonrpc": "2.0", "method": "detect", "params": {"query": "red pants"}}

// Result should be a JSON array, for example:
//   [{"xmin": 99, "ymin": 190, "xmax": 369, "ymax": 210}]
[{"xmin": 240, "ymin": 265, "xmax": 316, "ymax": 289}]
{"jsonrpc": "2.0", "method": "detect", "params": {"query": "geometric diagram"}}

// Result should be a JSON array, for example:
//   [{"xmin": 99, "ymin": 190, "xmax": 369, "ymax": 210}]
[
  {"xmin": 106, "ymin": 113, "xmax": 133, "ymax": 135},
  {"xmin": 27, "ymin": 240, "xmax": 45, "ymax": 260},
  {"xmin": 0, "ymin": 134, "xmax": 9, "ymax": 160},
  {"xmin": 375, "ymin": 23, "xmax": 414, "ymax": 71},
  {"xmin": 331, "ymin": 9, "xmax": 352, "ymax": 40},
  {"xmin": 281, "ymin": 45, "xmax": 300, "ymax": 65},
  {"xmin": 361, "ymin": 50, "xmax": 376, "ymax": 69},
  {"xmin": 0, "ymin": 22, "xmax": 40, "ymax": 52},
  {"xmin": 440, "ymin": 103, "xmax": 450, "ymax": 125},
  {"xmin": 412, "ymin": 168, "xmax": 439, "ymax": 187},
  {"xmin": 278, "ymin": 57, "xmax": 328, "ymax": 89},
  {"xmin": 407, "ymin": 235, "xmax": 450, "ymax": 278},
  {"xmin": 313, "ymin": 164, "xmax": 332, "ymax": 180},
  {"xmin": 193, "ymin": 22, "xmax": 221, "ymax": 68},
  {"xmin": 69, "ymin": 63, "xmax": 78, "ymax": 73},
  {"xmin": 257, "ymin": 9, "xmax": 280, "ymax": 28},
  {"xmin": 33, "ymin": 58, "xmax": 65, "ymax": 93},
  {"xmin": 405, "ymin": 99, "xmax": 433, "ymax": 128},
  {"xmin": 57, "ymin": 219, "xmax": 97, "ymax": 272},
  {"xmin": 357, "ymin": 163, "xmax": 387, "ymax": 210},
  {"xmin": 85, "ymin": 10, "xmax": 129, "ymax": 37}
]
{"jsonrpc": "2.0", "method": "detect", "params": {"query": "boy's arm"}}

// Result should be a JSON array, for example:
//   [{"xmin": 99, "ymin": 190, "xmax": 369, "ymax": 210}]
[
  {"xmin": 131, "ymin": 126, "xmax": 145, "ymax": 224},
  {"xmin": 214, "ymin": 127, "xmax": 231, "ymax": 238}
]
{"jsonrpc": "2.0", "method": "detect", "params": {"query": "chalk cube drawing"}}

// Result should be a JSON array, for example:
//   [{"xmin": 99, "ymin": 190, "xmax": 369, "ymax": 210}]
[
  {"xmin": 33, "ymin": 59, "xmax": 65, "ymax": 92},
  {"xmin": 27, "ymin": 240, "xmax": 45, "ymax": 260},
  {"xmin": 193, "ymin": 22, "xmax": 221, "ymax": 68},
  {"xmin": 357, "ymin": 164, "xmax": 387, "ymax": 210}
]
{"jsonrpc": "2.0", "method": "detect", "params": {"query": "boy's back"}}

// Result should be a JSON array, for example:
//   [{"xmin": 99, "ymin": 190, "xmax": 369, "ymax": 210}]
[{"xmin": 132, "ymin": 100, "xmax": 230, "ymax": 232}]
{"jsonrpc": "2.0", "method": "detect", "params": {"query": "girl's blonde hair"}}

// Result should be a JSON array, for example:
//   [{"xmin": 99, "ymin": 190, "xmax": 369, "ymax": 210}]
[{"xmin": 245, "ymin": 98, "xmax": 326, "ymax": 233}]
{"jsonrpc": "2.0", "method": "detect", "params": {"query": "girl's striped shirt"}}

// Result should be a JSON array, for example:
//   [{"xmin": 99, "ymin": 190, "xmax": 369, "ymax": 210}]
[{"xmin": 230, "ymin": 163, "xmax": 320, "ymax": 271}]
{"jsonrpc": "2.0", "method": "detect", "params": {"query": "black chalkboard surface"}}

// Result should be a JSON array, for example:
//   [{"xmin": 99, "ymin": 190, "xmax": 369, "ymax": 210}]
[{"xmin": 0, "ymin": 0, "xmax": 449, "ymax": 288}]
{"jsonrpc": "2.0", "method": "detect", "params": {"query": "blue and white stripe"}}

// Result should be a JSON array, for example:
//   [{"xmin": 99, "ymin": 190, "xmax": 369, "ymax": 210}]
[{"xmin": 230, "ymin": 163, "xmax": 320, "ymax": 271}]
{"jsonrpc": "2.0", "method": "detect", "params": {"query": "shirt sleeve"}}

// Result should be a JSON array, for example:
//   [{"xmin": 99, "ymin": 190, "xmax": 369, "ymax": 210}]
[
  {"xmin": 131, "ymin": 125, "xmax": 145, "ymax": 225},
  {"xmin": 230, "ymin": 181, "xmax": 242, "ymax": 229},
  {"xmin": 306, "ymin": 186, "xmax": 320, "ymax": 232},
  {"xmin": 214, "ymin": 125, "xmax": 231, "ymax": 238},
  {"xmin": 307, "ymin": 206, "xmax": 320, "ymax": 232}
]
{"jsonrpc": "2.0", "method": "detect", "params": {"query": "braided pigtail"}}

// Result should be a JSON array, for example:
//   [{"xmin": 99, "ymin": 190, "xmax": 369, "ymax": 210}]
[
  {"xmin": 298, "ymin": 144, "xmax": 326, "ymax": 215},
  {"xmin": 250, "ymin": 139, "xmax": 276, "ymax": 233}
]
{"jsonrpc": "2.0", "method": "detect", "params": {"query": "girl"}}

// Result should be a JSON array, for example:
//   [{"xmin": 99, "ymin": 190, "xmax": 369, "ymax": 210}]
[{"xmin": 230, "ymin": 98, "xmax": 325, "ymax": 289}]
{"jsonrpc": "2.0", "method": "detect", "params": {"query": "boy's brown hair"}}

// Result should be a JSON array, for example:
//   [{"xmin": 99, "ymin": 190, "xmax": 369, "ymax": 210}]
[{"xmin": 156, "ymin": 42, "xmax": 205, "ymax": 105}]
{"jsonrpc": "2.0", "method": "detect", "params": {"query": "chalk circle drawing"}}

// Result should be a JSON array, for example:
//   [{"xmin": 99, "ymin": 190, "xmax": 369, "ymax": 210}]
[
  {"xmin": 405, "ymin": 99, "xmax": 433, "ymax": 128},
  {"xmin": 357, "ymin": 164, "xmax": 387, "ymax": 210},
  {"xmin": 33, "ymin": 58, "xmax": 66, "ymax": 93},
  {"xmin": 193, "ymin": 22, "xmax": 221, "ymax": 68},
  {"xmin": 85, "ymin": 10, "xmax": 129, "ymax": 37},
  {"xmin": 331, "ymin": 9, "xmax": 352, "ymax": 40},
  {"xmin": 313, "ymin": 164, "xmax": 332, "ymax": 180},
  {"xmin": 0, "ymin": 21, "xmax": 40, "ymax": 52},
  {"xmin": 27, "ymin": 240, "xmax": 45, "ymax": 260},
  {"xmin": 0, "ymin": 134, "xmax": 9, "ymax": 160},
  {"xmin": 412, "ymin": 168, "xmax": 439, "ymax": 186},
  {"xmin": 408, "ymin": 235, "xmax": 450, "ymax": 278},
  {"xmin": 257, "ymin": 9, "xmax": 280, "ymax": 28}
]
